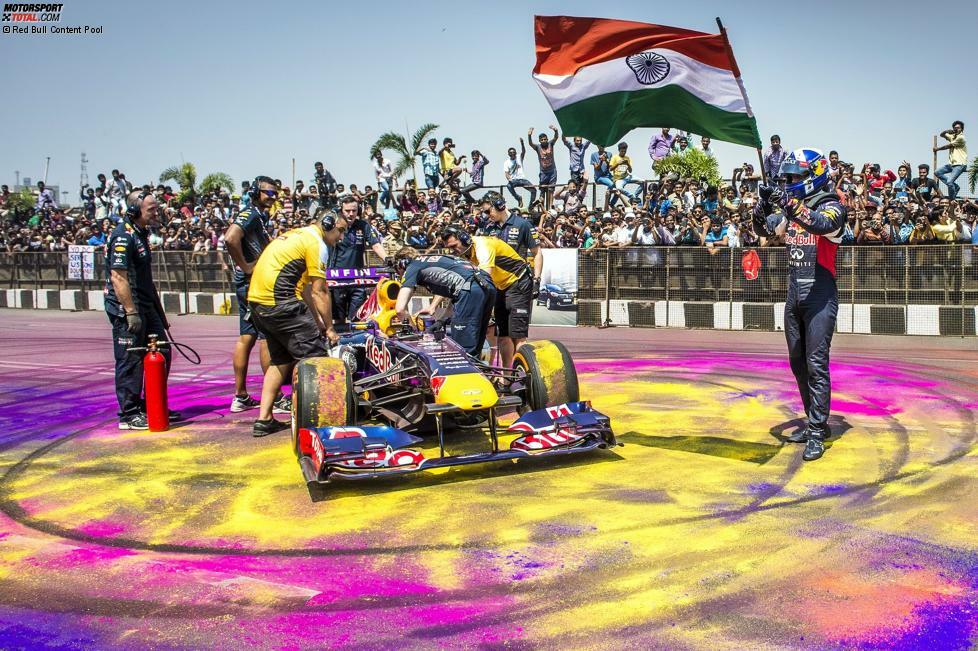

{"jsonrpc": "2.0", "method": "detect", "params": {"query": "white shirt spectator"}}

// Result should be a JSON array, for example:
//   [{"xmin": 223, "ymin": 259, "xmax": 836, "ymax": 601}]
[
  {"xmin": 614, "ymin": 223, "xmax": 633, "ymax": 245},
  {"xmin": 374, "ymin": 158, "xmax": 395, "ymax": 185},
  {"xmin": 504, "ymin": 158, "xmax": 527, "ymax": 181},
  {"xmin": 632, "ymin": 226, "xmax": 658, "ymax": 245},
  {"xmin": 958, "ymin": 221, "xmax": 972, "ymax": 242},
  {"xmin": 725, "ymin": 223, "xmax": 741, "ymax": 247}
]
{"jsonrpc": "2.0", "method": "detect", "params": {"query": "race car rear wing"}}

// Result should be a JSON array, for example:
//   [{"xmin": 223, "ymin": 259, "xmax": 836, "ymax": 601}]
[{"xmin": 326, "ymin": 267, "xmax": 390, "ymax": 287}]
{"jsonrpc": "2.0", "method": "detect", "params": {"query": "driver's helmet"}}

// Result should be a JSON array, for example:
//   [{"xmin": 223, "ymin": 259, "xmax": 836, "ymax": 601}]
[{"xmin": 778, "ymin": 148, "xmax": 829, "ymax": 199}]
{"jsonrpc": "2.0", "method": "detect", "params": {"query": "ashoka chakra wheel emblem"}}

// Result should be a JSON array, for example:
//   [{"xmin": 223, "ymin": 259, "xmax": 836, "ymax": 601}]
[{"xmin": 626, "ymin": 51, "xmax": 670, "ymax": 85}]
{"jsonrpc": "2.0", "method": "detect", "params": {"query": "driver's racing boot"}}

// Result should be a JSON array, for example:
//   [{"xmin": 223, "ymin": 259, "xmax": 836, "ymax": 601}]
[{"xmin": 802, "ymin": 430, "xmax": 825, "ymax": 461}]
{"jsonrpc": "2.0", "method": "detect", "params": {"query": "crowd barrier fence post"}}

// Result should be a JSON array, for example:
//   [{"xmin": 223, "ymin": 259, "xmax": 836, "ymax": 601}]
[
  {"xmin": 849, "ymin": 248, "xmax": 856, "ymax": 332},
  {"xmin": 182, "ymin": 253, "xmax": 190, "ymax": 316},
  {"xmin": 728, "ymin": 249, "xmax": 734, "ymax": 329}
]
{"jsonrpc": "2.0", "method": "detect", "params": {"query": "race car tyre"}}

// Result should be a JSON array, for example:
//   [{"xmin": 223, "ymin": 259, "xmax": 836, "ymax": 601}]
[
  {"xmin": 291, "ymin": 356, "xmax": 355, "ymax": 456},
  {"xmin": 547, "ymin": 297, "xmax": 553, "ymax": 310},
  {"xmin": 513, "ymin": 340, "xmax": 580, "ymax": 412}
]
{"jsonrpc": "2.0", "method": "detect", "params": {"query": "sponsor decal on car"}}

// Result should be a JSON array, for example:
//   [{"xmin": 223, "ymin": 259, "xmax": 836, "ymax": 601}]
[{"xmin": 365, "ymin": 335, "xmax": 398, "ymax": 381}]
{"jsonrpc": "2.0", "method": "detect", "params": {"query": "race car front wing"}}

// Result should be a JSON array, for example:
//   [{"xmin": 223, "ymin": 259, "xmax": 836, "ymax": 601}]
[{"xmin": 296, "ymin": 401, "xmax": 619, "ymax": 485}]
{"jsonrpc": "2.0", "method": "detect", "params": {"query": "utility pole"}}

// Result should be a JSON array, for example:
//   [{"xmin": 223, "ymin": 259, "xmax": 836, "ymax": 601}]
[
  {"xmin": 80, "ymin": 152, "xmax": 89, "ymax": 189},
  {"xmin": 15, "ymin": 170, "xmax": 20, "ymax": 188},
  {"xmin": 43, "ymin": 156, "xmax": 51, "ymax": 184}
]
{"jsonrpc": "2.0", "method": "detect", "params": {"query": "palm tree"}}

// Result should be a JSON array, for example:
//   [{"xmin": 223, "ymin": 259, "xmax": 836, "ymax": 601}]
[
  {"xmin": 370, "ymin": 123, "xmax": 439, "ymax": 183},
  {"xmin": 968, "ymin": 155, "xmax": 978, "ymax": 194},
  {"xmin": 159, "ymin": 162, "xmax": 233, "ymax": 204},
  {"xmin": 159, "ymin": 162, "xmax": 197, "ymax": 204},
  {"xmin": 199, "ymin": 172, "xmax": 235, "ymax": 196}
]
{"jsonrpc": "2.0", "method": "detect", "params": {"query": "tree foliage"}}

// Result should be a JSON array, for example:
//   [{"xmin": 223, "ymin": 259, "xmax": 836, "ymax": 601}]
[
  {"xmin": 159, "ymin": 163, "xmax": 233, "ymax": 204},
  {"xmin": 968, "ymin": 155, "xmax": 978, "ymax": 194},
  {"xmin": 652, "ymin": 148, "xmax": 722, "ymax": 187},
  {"xmin": 370, "ymin": 123, "xmax": 439, "ymax": 181},
  {"xmin": 6, "ymin": 188, "xmax": 37, "ymax": 218},
  {"xmin": 199, "ymin": 172, "xmax": 235, "ymax": 195}
]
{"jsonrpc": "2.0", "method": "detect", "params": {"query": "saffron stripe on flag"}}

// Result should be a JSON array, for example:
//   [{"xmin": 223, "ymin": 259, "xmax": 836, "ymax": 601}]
[{"xmin": 534, "ymin": 15, "xmax": 732, "ymax": 75}]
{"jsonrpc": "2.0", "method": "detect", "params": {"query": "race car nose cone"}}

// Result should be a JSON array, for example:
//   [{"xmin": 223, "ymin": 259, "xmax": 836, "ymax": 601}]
[{"xmin": 434, "ymin": 373, "xmax": 499, "ymax": 410}]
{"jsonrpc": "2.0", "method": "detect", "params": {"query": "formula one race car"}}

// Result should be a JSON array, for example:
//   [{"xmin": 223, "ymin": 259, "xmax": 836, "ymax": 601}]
[{"xmin": 290, "ymin": 267, "xmax": 619, "ymax": 486}]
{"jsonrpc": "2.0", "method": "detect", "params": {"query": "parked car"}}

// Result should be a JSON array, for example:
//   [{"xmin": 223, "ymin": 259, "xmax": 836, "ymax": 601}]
[{"xmin": 537, "ymin": 283, "xmax": 576, "ymax": 310}]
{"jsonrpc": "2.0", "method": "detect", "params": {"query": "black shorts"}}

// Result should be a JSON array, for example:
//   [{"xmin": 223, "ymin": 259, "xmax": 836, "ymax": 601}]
[
  {"xmin": 235, "ymin": 281, "xmax": 264, "ymax": 339},
  {"xmin": 494, "ymin": 274, "xmax": 533, "ymax": 340},
  {"xmin": 250, "ymin": 300, "xmax": 328, "ymax": 366}
]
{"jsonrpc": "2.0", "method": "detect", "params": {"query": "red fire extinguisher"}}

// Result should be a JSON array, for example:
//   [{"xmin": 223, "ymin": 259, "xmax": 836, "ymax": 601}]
[{"xmin": 143, "ymin": 334, "xmax": 169, "ymax": 432}]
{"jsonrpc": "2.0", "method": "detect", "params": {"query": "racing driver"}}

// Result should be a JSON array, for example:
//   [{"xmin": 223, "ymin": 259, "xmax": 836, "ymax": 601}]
[
  {"xmin": 440, "ymin": 226, "xmax": 532, "ymax": 368},
  {"xmin": 753, "ymin": 148, "xmax": 847, "ymax": 461},
  {"xmin": 392, "ymin": 247, "xmax": 496, "ymax": 357}
]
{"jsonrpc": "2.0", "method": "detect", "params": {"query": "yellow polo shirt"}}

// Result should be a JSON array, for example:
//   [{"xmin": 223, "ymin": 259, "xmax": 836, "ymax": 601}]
[{"xmin": 946, "ymin": 133, "xmax": 967, "ymax": 166}]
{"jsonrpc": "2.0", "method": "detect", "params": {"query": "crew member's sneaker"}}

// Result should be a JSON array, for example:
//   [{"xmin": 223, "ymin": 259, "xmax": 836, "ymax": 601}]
[
  {"xmin": 230, "ymin": 394, "xmax": 260, "ymax": 413},
  {"xmin": 119, "ymin": 414, "xmax": 149, "ymax": 430},
  {"xmin": 273, "ymin": 395, "xmax": 292, "ymax": 414},
  {"xmin": 253, "ymin": 418, "xmax": 289, "ymax": 437},
  {"xmin": 802, "ymin": 436, "xmax": 825, "ymax": 461}
]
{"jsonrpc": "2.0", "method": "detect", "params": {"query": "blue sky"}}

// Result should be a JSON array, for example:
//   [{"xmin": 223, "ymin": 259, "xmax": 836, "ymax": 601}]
[{"xmin": 1, "ymin": 0, "xmax": 974, "ymax": 199}]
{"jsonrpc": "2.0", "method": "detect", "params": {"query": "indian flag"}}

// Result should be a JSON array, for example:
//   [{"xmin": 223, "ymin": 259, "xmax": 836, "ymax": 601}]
[{"xmin": 533, "ymin": 15, "xmax": 761, "ymax": 148}]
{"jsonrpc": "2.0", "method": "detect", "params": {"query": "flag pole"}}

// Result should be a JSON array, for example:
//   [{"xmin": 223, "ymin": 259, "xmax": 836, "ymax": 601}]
[{"xmin": 715, "ymin": 17, "xmax": 766, "ymax": 183}]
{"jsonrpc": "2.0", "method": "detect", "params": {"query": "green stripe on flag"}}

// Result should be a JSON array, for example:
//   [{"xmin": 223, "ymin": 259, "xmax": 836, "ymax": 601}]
[{"xmin": 553, "ymin": 85, "xmax": 761, "ymax": 149}]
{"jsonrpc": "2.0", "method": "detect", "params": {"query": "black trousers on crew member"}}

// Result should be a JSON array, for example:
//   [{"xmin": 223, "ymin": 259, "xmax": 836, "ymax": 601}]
[
  {"xmin": 784, "ymin": 277, "xmax": 838, "ymax": 437},
  {"xmin": 108, "ymin": 306, "xmax": 171, "ymax": 419},
  {"xmin": 331, "ymin": 286, "xmax": 369, "ymax": 324},
  {"xmin": 448, "ymin": 283, "xmax": 496, "ymax": 357}
]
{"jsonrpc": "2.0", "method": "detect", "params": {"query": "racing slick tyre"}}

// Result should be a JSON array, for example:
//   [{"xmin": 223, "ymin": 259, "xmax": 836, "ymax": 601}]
[
  {"xmin": 291, "ymin": 356, "xmax": 355, "ymax": 456},
  {"xmin": 513, "ymin": 340, "xmax": 580, "ymax": 412}
]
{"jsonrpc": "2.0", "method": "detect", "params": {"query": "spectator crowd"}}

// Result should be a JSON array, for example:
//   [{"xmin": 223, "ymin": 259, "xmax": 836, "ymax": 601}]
[{"xmin": 2, "ymin": 122, "xmax": 976, "ymax": 256}]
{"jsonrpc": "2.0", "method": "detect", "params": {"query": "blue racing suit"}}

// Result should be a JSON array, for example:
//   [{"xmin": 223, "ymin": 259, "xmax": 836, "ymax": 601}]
[
  {"xmin": 754, "ymin": 189, "xmax": 848, "ymax": 437},
  {"xmin": 400, "ymin": 254, "xmax": 496, "ymax": 357}
]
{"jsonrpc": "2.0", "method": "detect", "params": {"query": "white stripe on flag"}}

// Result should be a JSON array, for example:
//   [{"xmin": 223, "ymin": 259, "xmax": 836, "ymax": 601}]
[{"xmin": 533, "ymin": 48, "xmax": 748, "ymax": 114}]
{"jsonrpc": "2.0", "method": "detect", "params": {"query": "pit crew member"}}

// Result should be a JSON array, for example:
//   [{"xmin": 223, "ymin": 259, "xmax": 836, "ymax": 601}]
[
  {"xmin": 328, "ymin": 194, "xmax": 389, "ymax": 326},
  {"xmin": 392, "ymin": 247, "xmax": 497, "ymax": 357},
  {"xmin": 224, "ymin": 175, "xmax": 276, "ymax": 413},
  {"xmin": 247, "ymin": 212, "xmax": 348, "ymax": 436},
  {"xmin": 104, "ymin": 191, "xmax": 171, "ymax": 430},
  {"xmin": 753, "ymin": 148, "xmax": 847, "ymax": 461},
  {"xmin": 479, "ymin": 190, "xmax": 543, "ymax": 296},
  {"xmin": 440, "ymin": 227, "xmax": 532, "ymax": 368}
]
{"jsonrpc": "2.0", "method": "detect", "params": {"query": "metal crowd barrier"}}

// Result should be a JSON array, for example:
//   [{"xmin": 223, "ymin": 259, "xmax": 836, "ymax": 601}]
[
  {"xmin": 0, "ymin": 250, "xmax": 235, "ymax": 301},
  {"xmin": 2, "ymin": 246, "xmax": 976, "ymax": 335},
  {"xmin": 577, "ymin": 245, "xmax": 977, "ymax": 336}
]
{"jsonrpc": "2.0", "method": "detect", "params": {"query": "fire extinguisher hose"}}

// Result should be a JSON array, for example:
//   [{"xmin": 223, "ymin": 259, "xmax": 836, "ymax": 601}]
[
  {"xmin": 152, "ymin": 291, "xmax": 201, "ymax": 365},
  {"xmin": 164, "ymin": 327, "xmax": 201, "ymax": 365}
]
